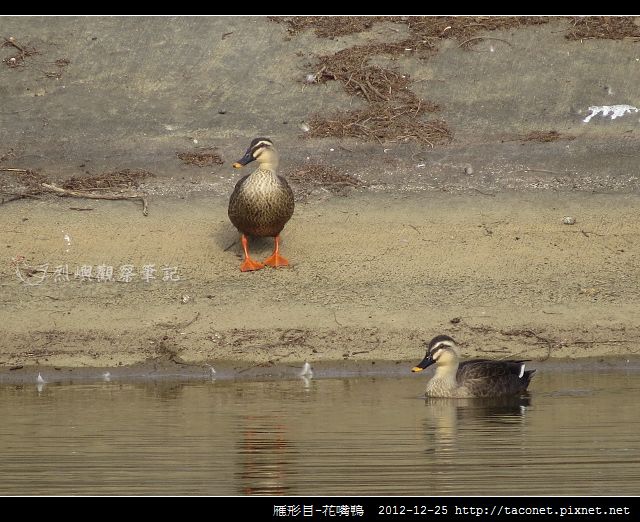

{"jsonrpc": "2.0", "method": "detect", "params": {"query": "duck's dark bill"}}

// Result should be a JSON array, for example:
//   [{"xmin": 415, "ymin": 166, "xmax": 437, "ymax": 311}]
[
  {"xmin": 233, "ymin": 151, "xmax": 255, "ymax": 168},
  {"xmin": 413, "ymin": 355, "xmax": 436, "ymax": 371}
]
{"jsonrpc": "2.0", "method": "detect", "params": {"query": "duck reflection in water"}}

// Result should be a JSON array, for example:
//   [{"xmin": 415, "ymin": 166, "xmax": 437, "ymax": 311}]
[
  {"xmin": 421, "ymin": 395, "xmax": 531, "ymax": 460},
  {"xmin": 236, "ymin": 414, "xmax": 293, "ymax": 495}
]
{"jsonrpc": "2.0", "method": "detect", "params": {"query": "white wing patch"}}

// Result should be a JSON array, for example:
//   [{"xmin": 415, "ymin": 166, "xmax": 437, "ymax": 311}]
[{"xmin": 519, "ymin": 364, "xmax": 525, "ymax": 379}]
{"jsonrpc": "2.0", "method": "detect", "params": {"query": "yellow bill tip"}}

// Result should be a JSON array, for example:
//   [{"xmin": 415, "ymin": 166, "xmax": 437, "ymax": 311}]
[
  {"xmin": 233, "ymin": 162, "xmax": 243, "ymax": 169},
  {"xmin": 411, "ymin": 367, "xmax": 424, "ymax": 373}
]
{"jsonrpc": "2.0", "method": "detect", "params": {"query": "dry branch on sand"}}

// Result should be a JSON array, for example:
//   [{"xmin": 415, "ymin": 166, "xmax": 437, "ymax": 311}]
[
  {"xmin": 41, "ymin": 183, "xmax": 149, "ymax": 216},
  {"xmin": 1, "ymin": 168, "xmax": 150, "ymax": 215}
]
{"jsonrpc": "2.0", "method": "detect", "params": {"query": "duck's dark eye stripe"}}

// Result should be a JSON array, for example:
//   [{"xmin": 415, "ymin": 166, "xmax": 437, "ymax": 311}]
[
  {"xmin": 251, "ymin": 139, "xmax": 272, "ymax": 149},
  {"xmin": 249, "ymin": 137, "xmax": 272, "ymax": 148},
  {"xmin": 251, "ymin": 142, "xmax": 271, "ymax": 154}
]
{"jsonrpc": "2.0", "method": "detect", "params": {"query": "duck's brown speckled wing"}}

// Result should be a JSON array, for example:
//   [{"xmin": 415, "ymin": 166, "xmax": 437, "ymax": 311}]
[
  {"xmin": 228, "ymin": 174, "xmax": 250, "ymax": 232},
  {"xmin": 277, "ymin": 175, "xmax": 295, "ymax": 217},
  {"xmin": 457, "ymin": 359, "xmax": 534, "ymax": 397}
]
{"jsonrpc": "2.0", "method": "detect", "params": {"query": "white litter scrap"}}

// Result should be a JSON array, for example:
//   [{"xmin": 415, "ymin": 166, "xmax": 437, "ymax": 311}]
[
  {"xmin": 299, "ymin": 362, "xmax": 313, "ymax": 378},
  {"xmin": 583, "ymin": 104, "xmax": 639, "ymax": 123},
  {"xmin": 63, "ymin": 232, "xmax": 72, "ymax": 253},
  {"xmin": 36, "ymin": 373, "xmax": 46, "ymax": 392}
]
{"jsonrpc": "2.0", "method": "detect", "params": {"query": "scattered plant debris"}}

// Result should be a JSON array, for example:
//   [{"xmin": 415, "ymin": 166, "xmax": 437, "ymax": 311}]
[
  {"xmin": 307, "ymin": 105, "xmax": 452, "ymax": 146},
  {"xmin": 520, "ymin": 130, "xmax": 576, "ymax": 143},
  {"xmin": 2, "ymin": 37, "xmax": 38, "ymax": 68},
  {"xmin": 271, "ymin": 16, "xmax": 549, "ymax": 49},
  {"xmin": 176, "ymin": 149, "xmax": 224, "ymax": 167},
  {"xmin": 565, "ymin": 16, "xmax": 640, "ymax": 40},
  {"xmin": 1, "ymin": 167, "xmax": 151, "ymax": 215},
  {"xmin": 2, "ymin": 37, "xmax": 70, "ymax": 78},
  {"xmin": 287, "ymin": 163, "xmax": 362, "ymax": 190},
  {"xmin": 62, "ymin": 169, "xmax": 154, "ymax": 190}
]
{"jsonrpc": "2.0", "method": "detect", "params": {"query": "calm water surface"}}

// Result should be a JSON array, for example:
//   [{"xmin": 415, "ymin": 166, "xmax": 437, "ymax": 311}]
[{"xmin": 0, "ymin": 369, "xmax": 638, "ymax": 495}]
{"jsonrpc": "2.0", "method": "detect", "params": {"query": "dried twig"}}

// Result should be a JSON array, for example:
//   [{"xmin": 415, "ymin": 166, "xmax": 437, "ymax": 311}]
[
  {"xmin": 0, "ymin": 167, "xmax": 30, "ymax": 173},
  {"xmin": 0, "ymin": 108, "xmax": 31, "ymax": 115},
  {"xmin": 458, "ymin": 36, "xmax": 513, "ymax": 47},
  {"xmin": 510, "ymin": 168, "xmax": 571, "ymax": 175},
  {"xmin": 1, "ymin": 194, "xmax": 24, "ymax": 204},
  {"xmin": 41, "ymin": 183, "xmax": 149, "ymax": 216},
  {"xmin": 1, "ymin": 192, "xmax": 42, "ymax": 204},
  {"xmin": 156, "ymin": 312, "xmax": 201, "ymax": 331},
  {"xmin": 571, "ymin": 340, "xmax": 629, "ymax": 345}
]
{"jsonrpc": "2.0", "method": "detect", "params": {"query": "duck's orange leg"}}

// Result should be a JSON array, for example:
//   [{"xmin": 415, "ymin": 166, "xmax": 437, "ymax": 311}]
[
  {"xmin": 240, "ymin": 234, "xmax": 265, "ymax": 272},
  {"xmin": 264, "ymin": 235, "xmax": 289, "ymax": 268}
]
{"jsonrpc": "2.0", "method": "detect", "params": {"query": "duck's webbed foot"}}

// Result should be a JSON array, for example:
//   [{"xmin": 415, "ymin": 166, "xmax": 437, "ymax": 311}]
[
  {"xmin": 263, "ymin": 235, "xmax": 289, "ymax": 268},
  {"xmin": 240, "ymin": 234, "xmax": 265, "ymax": 272}
]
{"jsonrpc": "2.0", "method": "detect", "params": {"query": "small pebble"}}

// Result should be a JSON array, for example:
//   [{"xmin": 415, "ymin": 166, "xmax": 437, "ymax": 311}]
[
  {"xmin": 563, "ymin": 216, "xmax": 576, "ymax": 225},
  {"xmin": 181, "ymin": 295, "xmax": 192, "ymax": 304},
  {"xmin": 299, "ymin": 123, "xmax": 310, "ymax": 132},
  {"xmin": 464, "ymin": 166, "xmax": 474, "ymax": 175}
]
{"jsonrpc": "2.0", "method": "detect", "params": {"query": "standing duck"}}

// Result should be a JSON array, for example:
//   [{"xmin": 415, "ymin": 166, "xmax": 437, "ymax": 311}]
[
  {"xmin": 412, "ymin": 335, "xmax": 535, "ymax": 398},
  {"xmin": 228, "ymin": 138, "xmax": 294, "ymax": 272}
]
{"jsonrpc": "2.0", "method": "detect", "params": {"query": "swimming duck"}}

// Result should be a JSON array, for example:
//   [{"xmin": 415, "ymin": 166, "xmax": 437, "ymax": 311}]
[
  {"xmin": 228, "ymin": 137, "xmax": 295, "ymax": 272},
  {"xmin": 412, "ymin": 335, "xmax": 535, "ymax": 398}
]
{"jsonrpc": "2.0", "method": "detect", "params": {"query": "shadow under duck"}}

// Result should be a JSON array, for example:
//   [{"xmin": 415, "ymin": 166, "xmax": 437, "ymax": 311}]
[
  {"xmin": 228, "ymin": 137, "xmax": 294, "ymax": 272},
  {"xmin": 412, "ymin": 335, "xmax": 535, "ymax": 398}
]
